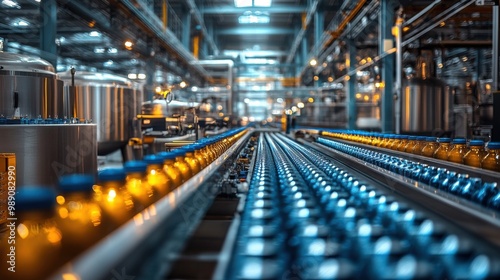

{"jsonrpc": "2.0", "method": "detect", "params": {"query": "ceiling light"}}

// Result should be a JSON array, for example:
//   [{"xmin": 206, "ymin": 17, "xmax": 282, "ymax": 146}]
[
  {"xmin": 137, "ymin": 73, "xmax": 146, "ymax": 79},
  {"xmin": 309, "ymin": 59, "xmax": 317, "ymax": 66},
  {"xmin": 155, "ymin": 86, "xmax": 162, "ymax": 93},
  {"xmin": 238, "ymin": 15, "xmax": 270, "ymax": 24},
  {"xmin": 89, "ymin": 31, "xmax": 101, "ymax": 37},
  {"xmin": 179, "ymin": 81, "xmax": 187, "ymax": 88},
  {"xmin": 103, "ymin": 60, "xmax": 114, "ymax": 67},
  {"xmin": 94, "ymin": 48, "xmax": 105, "ymax": 53},
  {"xmin": 108, "ymin": 48, "xmax": 118, "ymax": 53},
  {"xmin": 2, "ymin": 0, "xmax": 20, "ymax": 8},
  {"xmin": 244, "ymin": 98, "xmax": 250, "ymax": 104},
  {"xmin": 234, "ymin": 0, "xmax": 252, "ymax": 7},
  {"xmin": 128, "ymin": 73, "xmax": 137, "ymax": 79},
  {"xmin": 254, "ymin": 0, "xmax": 272, "ymax": 7},
  {"xmin": 297, "ymin": 102, "xmax": 305, "ymax": 109},
  {"xmin": 11, "ymin": 19, "xmax": 29, "ymax": 26},
  {"xmin": 124, "ymin": 40, "xmax": 133, "ymax": 50}
]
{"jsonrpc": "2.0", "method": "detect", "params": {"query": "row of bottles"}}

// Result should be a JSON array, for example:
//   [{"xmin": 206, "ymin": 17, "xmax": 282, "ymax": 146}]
[
  {"xmin": 0, "ymin": 127, "xmax": 248, "ymax": 280},
  {"xmin": 321, "ymin": 130, "xmax": 500, "ymax": 172},
  {"xmin": 0, "ymin": 115, "xmax": 92, "ymax": 125},
  {"xmin": 316, "ymin": 137, "xmax": 500, "ymax": 212}
]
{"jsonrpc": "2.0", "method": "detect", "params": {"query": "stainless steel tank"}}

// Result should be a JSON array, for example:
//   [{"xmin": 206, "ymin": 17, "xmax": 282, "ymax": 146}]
[
  {"xmin": 0, "ymin": 52, "xmax": 64, "ymax": 119},
  {"xmin": 58, "ymin": 71, "xmax": 143, "ymax": 155},
  {"xmin": 401, "ymin": 77, "xmax": 453, "ymax": 135},
  {"xmin": 0, "ymin": 124, "xmax": 97, "ymax": 187}
]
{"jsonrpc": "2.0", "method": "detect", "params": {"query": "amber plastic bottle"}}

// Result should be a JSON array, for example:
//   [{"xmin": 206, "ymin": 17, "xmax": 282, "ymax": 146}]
[
  {"xmin": 144, "ymin": 155, "xmax": 172, "ymax": 197},
  {"xmin": 396, "ymin": 135, "xmax": 409, "ymax": 151},
  {"xmin": 173, "ymin": 149, "xmax": 193, "ymax": 182},
  {"xmin": 481, "ymin": 142, "xmax": 500, "ymax": 172},
  {"xmin": 433, "ymin": 137, "xmax": 452, "ymax": 160},
  {"xmin": 411, "ymin": 136, "xmax": 428, "ymax": 155},
  {"xmin": 404, "ymin": 136, "xmax": 417, "ymax": 153},
  {"xmin": 57, "ymin": 174, "xmax": 107, "ymax": 258},
  {"xmin": 158, "ymin": 151, "xmax": 183, "ymax": 188},
  {"xmin": 124, "ymin": 160, "xmax": 157, "ymax": 208},
  {"xmin": 447, "ymin": 138, "xmax": 468, "ymax": 164},
  {"xmin": 421, "ymin": 137, "xmax": 439, "ymax": 157},
  {"xmin": 389, "ymin": 135, "xmax": 402, "ymax": 150},
  {"xmin": 181, "ymin": 146, "xmax": 202, "ymax": 175},
  {"xmin": 463, "ymin": 140, "xmax": 487, "ymax": 168},
  {"xmin": 93, "ymin": 168, "xmax": 135, "ymax": 225}
]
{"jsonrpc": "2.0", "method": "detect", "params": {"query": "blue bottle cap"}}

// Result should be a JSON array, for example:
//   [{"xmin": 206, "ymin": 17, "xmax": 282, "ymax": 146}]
[
  {"xmin": 452, "ymin": 138, "xmax": 467, "ymax": 144},
  {"xmin": 416, "ymin": 136, "xmax": 427, "ymax": 141},
  {"xmin": 16, "ymin": 186, "xmax": 56, "ymax": 211},
  {"xmin": 59, "ymin": 174, "xmax": 95, "ymax": 193},
  {"xmin": 182, "ymin": 145, "xmax": 196, "ymax": 152},
  {"xmin": 173, "ymin": 148, "xmax": 186, "ymax": 156},
  {"xmin": 425, "ymin": 137, "xmax": 437, "ymax": 142},
  {"xmin": 98, "ymin": 168, "xmax": 126, "ymax": 182},
  {"xmin": 124, "ymin": 160, "xmax": 148, "ymax": 173},
  {"xmin": 143, "ymin": 154, "xmax": 164, "ymax": 165},
  {"xmin": 399, "ymin": 135, "xmax": 409, "ymax": 139},
  {"xmin": 438, "ymin": 137, "xmax": 451, "ymax": 143},
  {"xmin": 487, "ymin": 142, "xmax": 500, "ymax": 149},
  {"xmin": 408, "ymin": 136, "xmax": 417, "ymax": 140},
  {"xmin": 469, "ymin": 140, "xmax": 485, "ymax": 146},
  {"xmin": 157, "ymin": 151, "xmax": 177, "ymax": 160}
]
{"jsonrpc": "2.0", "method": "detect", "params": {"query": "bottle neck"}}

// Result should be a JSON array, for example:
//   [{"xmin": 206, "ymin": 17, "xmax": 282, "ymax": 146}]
[{"xmin": 126, "ymin": 172, "xmax": 144, "ymax": 179}]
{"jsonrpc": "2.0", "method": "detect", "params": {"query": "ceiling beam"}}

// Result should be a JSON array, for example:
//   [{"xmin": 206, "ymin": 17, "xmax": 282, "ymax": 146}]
[
  {"xmin": 217, "ymin": 27, "xmax": 295, "ymax": 35},
  {"xmin": 286, "ymin": 0, "xmax": 320, "ymax": 64},
  {"xmin": 202, "ymin": 5, "xmax": 306, "ymax": 15}
]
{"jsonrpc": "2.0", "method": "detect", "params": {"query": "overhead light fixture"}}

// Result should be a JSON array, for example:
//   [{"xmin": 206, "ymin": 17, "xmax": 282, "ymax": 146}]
[
  {"xmin": 108, "ymin": 47, "xmax": 117, "ymax": 53},
  {"xmin": 309, "ymin": 59, "xmax": 317, "ymax": 66},
  {"xmin": 128, "ymin": 73, "xmax": 137, "ymax": 79},
  {"xmin": 124, "ymin": 40, "xmax": 133, "ymax": 50},
  {"xmin": 94, "ymin": 47, "xmax": 105, "ymax": 53},
  {"xmin": 179, "ymin": 81, "xmax": 187, "ymax": 88},
  {"xmin": 234, "ymin": 0, "xmax": 252, "ymax": 7},
  {"xmin": 137, "ymin": 73, "xmax": 146, "ymax": 80},
  {"xmin": 238, "ymin": 14, "xmax": 270, "ymax": 24},
  {"xmin": 103, "ymin": 60, "xmax": 114, "ymax": 67},
  {"xmin": 297, "ymin": 102, "xmax": 305, "ymax": 109},
  {"xmin": 2, "ymin": 0, "xmax": 20, "ymax": 8},
  {"xmin": 11, "ymin": 18, "xmax": 29, "ymax": 26},
  {"xmin": 89, "ymin": 31, "xmax": 101, "ymax": 37}
]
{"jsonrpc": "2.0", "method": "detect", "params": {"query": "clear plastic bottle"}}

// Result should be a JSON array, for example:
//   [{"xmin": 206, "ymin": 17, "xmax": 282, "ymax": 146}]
[
  {"xmin": 57, "ymin": 174, "xmax": 106, "ymax": 258},
  {"xmin": 481, "ymin": 142, "xmax": 500, "ymax": 172},
  {"xmin": 12, "ymin": 187, "xmax": 64, "ymax": 280},
  {"xmin": 433, "ymin": 137, "xmax": 452, "ymax": 160},
  {"xmin": 124, "ymin": 160, "xmax": 157, "ymax": 209},
  {"xmin": 157, "ymin": 151, "xmax": 183, "ymax": 188},
  {"xmin": 421, "ymin": 137, "xmax": 439, "ymax": 157},
  {"xmin": 463, "ymin": 140, "xmax": 487, "ymax": 168},
  {"xmin": 143, "ymin": 155, "xmax": 172, "ymax": 197},
  {"xmin": 447, "ymin": 138, "xmax": 468, "ymax": 164},
  {"xmin": 93, "ymin": 168, "xmax": 135, "ymax": 226}
]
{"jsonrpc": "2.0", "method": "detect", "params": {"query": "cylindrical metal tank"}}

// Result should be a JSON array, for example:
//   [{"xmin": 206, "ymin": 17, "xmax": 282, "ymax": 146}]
[
  {"xmin": 58, "ymin": 71, "xmax": 143, "ymax": 155},
  {"xmin": 0, "ymin": 52, "xmax": 64, "ymax": 119},
  {"xmin": 401, "ymin": 77, "xmax": 453, "ymax": 135},
  {"xmin": 0, "ymin": 124, "xmax": 97, "ymax": 187}
]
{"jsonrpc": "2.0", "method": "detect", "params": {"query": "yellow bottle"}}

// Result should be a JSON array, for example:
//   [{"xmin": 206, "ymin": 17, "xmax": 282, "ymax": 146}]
[
  {"xmin": 389, "ymin": 135, "xmax": 402, "ymax": 150},
  {"xmin": 158, "ymin": 152, "xmax": 183, "ymax": 188},
  {"xmin": 193, "ymin": 143, "xmax": 208, "ymax": 168},
  {"xmin": 143, "ymin": 155, "xmax": 172, "ymax": 197},
  {"xmin": 411, "ymin": 136, "xmax": 427, "ymax": 155},
  {"xmin": 396, "ymin": 135, "xmax": 409, "ymax": 151},
  {"xmin": 173, "ymin": 150, "xmax": 193, "ymax": 183},
  {"xmin": 463, "ymin": 140, "xmax": 487, "ymax": 168},
  {"xmin": 481, "ymin": 142, "xmax": 500, "ymax": 172},
  {"xmin": 421, "ymin": 137, "xmax": 439, "ymax": 157},
  {"xmin": 447, "ymin": 138, "xmax": 468, "ymax": 164},
  {"xmin": 57, "ymin": 174, "xmax": 106, "ymax": 258},
  {"xmin": 124, "ymin": 160, "xmax": 157, "ymax": 209},
  {"xmin": 12, "ymin": 187, "xmax": 64, "ymax": 280},
  {"xmin": 181, "ymin": 146, "xmax": 202, "ymax": 175},
  {"xmin": 404, "ymin": 136, "xmax": 417, "ymax": 153},
  {"xmin": 433, "ymin": 137, "xmax": 452, "ymax": 160},
  {"xmin": 93, "ymin": 168, "xmax": 135, "ymax": 226}
]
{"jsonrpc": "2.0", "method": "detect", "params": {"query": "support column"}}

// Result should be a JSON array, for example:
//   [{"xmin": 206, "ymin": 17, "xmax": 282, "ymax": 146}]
[
  {"xmin": 314, "ymin": 10, "xmax": 324, "ymax": 57},
  {"xmin": 346, "ymin": 40, "xmax": 356, "ymax": 129},
  {"xmin": 492, "ymin": 6, "xmax": 500, "ymax": 141},
  {"xmin": 40, "ymin": 0, "xmax": 57, "ymax": 68},
  {"xmin": 182, "ymin": 10, "xmax": 192, "ymax": 50},
  {"xmin": 379, "ymin": 0, "xmax": 396, "ymax": 133},
  {"xmin": 301, "ymin": 36, "xmax": 308, "ymax": 67}
]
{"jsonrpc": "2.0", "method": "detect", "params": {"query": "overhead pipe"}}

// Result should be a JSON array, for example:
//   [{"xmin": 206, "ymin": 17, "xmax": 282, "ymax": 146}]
[
  {"xmin": 323, "ymin": 0, "xmax": 368, "ymax": 49},
  {"xmin": 403, "ymin": 0, "xmax": 441, "ymax": 27},
  {"xmin": 285, "ymin": 0, "xmax": 320, "ymax": 64},
  {"xmin": 185, "ymin": 0, "xmax": 219, "ymax": 55},
  {"xmin": 118, "ymin": 0, "xmax": 209, "ymax": 78}
]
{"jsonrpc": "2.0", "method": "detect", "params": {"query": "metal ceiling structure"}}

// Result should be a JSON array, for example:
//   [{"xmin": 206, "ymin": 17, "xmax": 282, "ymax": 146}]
[{"xmin": 0, "ymin": 0, "xmax": 496, "ymax": 89}]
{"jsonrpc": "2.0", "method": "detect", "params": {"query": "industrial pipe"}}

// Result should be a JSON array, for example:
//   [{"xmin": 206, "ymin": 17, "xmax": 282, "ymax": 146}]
[{"xmin": 324, "ymin": 0, "xmax": 368, "ymax": 48}]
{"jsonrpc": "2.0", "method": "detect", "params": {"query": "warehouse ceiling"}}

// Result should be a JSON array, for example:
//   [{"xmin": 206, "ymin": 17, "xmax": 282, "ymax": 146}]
[{"xmin": 0, "ymin": 0, "xmax": 495, "ymax": 86}]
